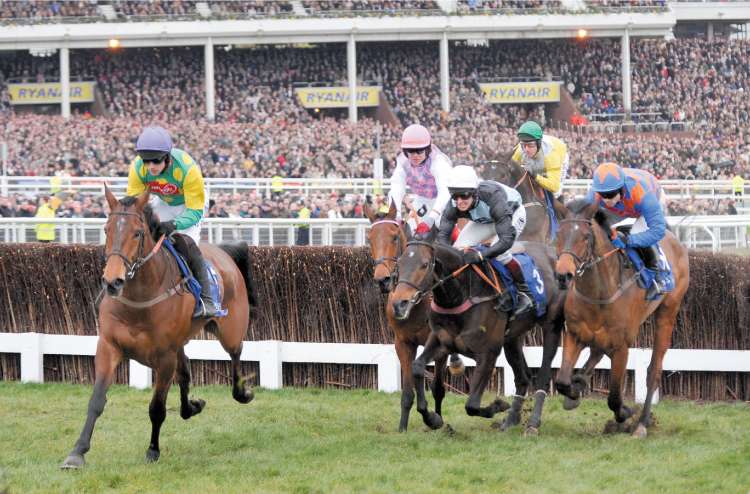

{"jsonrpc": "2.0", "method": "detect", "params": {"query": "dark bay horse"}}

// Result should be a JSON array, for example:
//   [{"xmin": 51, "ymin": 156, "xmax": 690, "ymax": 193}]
[
  {"xmin": 364, "ymin": 202, "xmax": 463, "ymax": 432},
  {"xmin": 61, "ymin": 187, "xmax": 256, "ymax": 468},
  {"xmin": 554, "ymin": 200, "xmax": 689, "ymax": 437},
  {"xmin": 391, "ymin": 239, "xmax": 567, "ymax": 433}
]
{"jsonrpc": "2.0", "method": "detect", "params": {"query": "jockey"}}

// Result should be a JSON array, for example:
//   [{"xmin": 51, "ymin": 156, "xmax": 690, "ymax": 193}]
[
  {"xmin": 511, "ymin": 121, "xmax": 569, "ymax": 199},
  {"xmin": 126, "ymin": 125, "xmax": 221, "ymax": 318},
  {"xmin": 437, "ymin": 165, "xmax": 533, "ymax": 317},
  {"xmin": 586, "ymin": 162, "xmax": 667, "ymax": 298},
  {"xmin": 387, "ymin": 124, "xmax": 453, "ymax": 237}
]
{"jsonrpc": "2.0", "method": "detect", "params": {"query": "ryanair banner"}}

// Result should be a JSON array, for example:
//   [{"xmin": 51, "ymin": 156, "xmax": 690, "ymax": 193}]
[
  {"xmin": 7, "ymin": 81, "xmax": 96, "ymax": 105},
  {"xmin": 479, "ymin": 81, "xmax": 561, "ymax": 104},
  {"xmin": 295, "ymin": 86, "xmax": 380, "ymax": 108}
]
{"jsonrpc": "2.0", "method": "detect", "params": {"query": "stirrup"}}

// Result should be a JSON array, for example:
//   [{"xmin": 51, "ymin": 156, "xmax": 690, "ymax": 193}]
[
  {"xmin": 194, "ymin": 298, "xmax": 221, "ymax": 318},
  {"xmin": 512, "ymin": 293, "xmax": 534, "ymax": 317}
]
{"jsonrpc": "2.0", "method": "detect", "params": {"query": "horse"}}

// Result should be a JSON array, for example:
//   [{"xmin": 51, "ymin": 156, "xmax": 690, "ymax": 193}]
[
  {"xmin": 61, "ymin": 186, "xmax": 257, "ymax": 468},
  {"xmin": 482, "ymin": 153, "xmax": 560, "ymax": 243},
  {"xmin": 391, "ymin": 237, "xmax": 567, "ymax": 433},
  {"xmin": 364, "ymin": 201, "xmax": 463, "ymax": 432},
  {"xmin": 554, "ymin": 200, "xmax": 690, "ymax": 437}
]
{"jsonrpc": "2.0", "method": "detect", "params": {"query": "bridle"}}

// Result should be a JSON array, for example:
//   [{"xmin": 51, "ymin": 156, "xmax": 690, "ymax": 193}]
[
  {"xmin": 370, "ymin": 219, "xmax": 404, "ymax": 283},
  {"xmin": 557, "ymin": 218, "xmax": 619, "ymax": 277},
  {"xmin": 105, "ymin": 211, "xmax": 165, "ymax": 280}
]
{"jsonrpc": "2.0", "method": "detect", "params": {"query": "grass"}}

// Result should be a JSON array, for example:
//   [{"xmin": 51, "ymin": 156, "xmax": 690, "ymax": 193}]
[{"xmin": 0, "ymin": 382, "xmax": 748, "ymax": 494}]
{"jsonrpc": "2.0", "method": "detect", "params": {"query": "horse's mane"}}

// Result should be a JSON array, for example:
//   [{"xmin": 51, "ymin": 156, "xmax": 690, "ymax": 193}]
[
  {"xmin": 119, "ymin": 196, "xmax": 162, "ymax": 240},
  {"xmin": 565, "ymin": 198, "xmax": 614, "ymax": 234}
]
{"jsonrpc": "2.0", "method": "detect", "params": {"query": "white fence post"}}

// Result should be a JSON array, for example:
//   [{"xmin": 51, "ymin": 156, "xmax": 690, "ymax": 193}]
[
  {"xmin": 20, "ymin": 332, "xmax": 43, "ymax": 383},
  {"xmin": 129, "ymin": 360, "xmax": 152, "ymax": 389},
  {"xmin": 375, "ymin": 348, "xmax": 400, "ymax": 393},
  {"xmin": 500, "ymin": 354, "xmax": 516, "ymax": 397},
  {"xmin": 258, "ymin": 340, "xmax": 283, "ymax": 390}
]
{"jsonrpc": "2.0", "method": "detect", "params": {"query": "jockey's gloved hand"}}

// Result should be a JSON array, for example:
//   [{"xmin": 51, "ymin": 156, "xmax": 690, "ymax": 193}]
[
  {"xmin": 611, "ymin": 231, "xmax": 627, "ymax": 250},
  {"xmin": 463, "ymin": 250, "xmax": 484, "ymax": 265},
  {"xmin": 160, "ymin": 221, "xmax": 177, "ymax": 238}
]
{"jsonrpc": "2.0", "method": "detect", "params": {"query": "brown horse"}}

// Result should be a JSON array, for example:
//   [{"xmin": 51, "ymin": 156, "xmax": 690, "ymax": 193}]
[
  {"xmin": 392, "ymin": 238, "xmax": 567, "ymax": 433},
  {"xmin": 554, "ymin": 200, "xmax": 689, "ymax": 437},
  {"xmin": 61, "ymin": 187, "xmax": 256, "ymax": 468},
  {"xmin": 364, "ymin": 202, "xmax": 463, "ymax": 432},
  {"xmin": 483, "ymin": 154, "xmax": 557, "ymax": 243}
]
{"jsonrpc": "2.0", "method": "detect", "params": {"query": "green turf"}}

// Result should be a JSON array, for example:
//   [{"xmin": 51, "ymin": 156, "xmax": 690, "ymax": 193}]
[{"xmin": 0, "ymin": 382, "xmax": 748, "ymax": 494}]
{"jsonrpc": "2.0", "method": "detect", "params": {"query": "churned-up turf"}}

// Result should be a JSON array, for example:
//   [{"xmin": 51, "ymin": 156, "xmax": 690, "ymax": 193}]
[{"xmin": 0, "ymin": 382, "xmax": 748, "ymax": 494}]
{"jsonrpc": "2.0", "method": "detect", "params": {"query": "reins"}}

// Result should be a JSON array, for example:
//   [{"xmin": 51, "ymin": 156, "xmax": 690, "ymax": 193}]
[
  {"xmin": 102, "ymin": 209, "xmax": 185, "ymax": 308},
  {"xmin": 558, "ymin": 217, "xmax": 635, "ymax": 304}
]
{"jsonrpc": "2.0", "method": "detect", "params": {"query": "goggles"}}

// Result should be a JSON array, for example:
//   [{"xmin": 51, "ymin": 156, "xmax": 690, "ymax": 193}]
[{"xmin": 599, "ymin": 189, "xmax": 621, "ymax": 199}]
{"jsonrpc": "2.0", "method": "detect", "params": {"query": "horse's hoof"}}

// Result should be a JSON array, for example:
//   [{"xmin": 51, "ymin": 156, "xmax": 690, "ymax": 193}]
[
  {"xmin": 428, "ymin": 412, "xmax": 444, "ymax": 430},
  {"xmin": 632, "ymin": 424, "xmax": 648, "ymax": 439},
  {"xmin": 524, "ymin": 426, "xmax": 539, "ymax": 437},
  {"xmin": 494, "ymin": 398, "xmax": 511, "ymax": 412},
  {"xmin": 60, "ymin": 454, "xmax": 85, "ymax": 470},
  {"xmin": 563, "ymin": 397, "xmax": 581, "ymax": 411},
  {"xmin": 603, "ymin": 420, "xmax": 625, "ymax": 435},
  {"xmin": 233, "ymin": 381, "xmax": 255, "ymax": 404},
  {"xmin": 145, "ymin": 448, "xmax": 160, "ymax": 463},
  {"xmin": 448, "ymin": 359, "xmax": 465, "ymax": 376}
]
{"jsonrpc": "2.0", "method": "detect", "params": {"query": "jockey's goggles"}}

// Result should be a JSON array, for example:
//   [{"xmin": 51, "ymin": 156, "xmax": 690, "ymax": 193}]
[
  {"xmin": 403, "ymin": 147, "xmax": 429, "ymax": 156},
  {"xmin": 451, "ymin": 191, "xmax": 474, "ymax": 200},
  {"xmin": 139, "ymin": 151, "xmax": 169, "ymax": 163},
  {"xmin": 599, "ymin": 189, "xmax": 621, "ymax": 199}
]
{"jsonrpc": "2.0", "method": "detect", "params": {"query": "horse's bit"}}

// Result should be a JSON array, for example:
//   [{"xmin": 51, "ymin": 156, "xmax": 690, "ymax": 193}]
[
  {"xmin": 371, "ymin": 219, "xmax": 403, "ymax": 284},
  {"xmin": 105, "ymin": 211, "xmax": 164, "ymax": 280}
]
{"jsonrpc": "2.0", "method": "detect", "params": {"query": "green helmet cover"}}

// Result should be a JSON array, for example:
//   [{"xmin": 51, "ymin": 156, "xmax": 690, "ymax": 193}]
[{"xmin": 518, "ymin": 121, "xmax": 543, "ymax": 141}]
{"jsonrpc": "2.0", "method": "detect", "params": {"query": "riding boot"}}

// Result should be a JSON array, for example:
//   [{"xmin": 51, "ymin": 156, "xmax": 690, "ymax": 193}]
[
  {"xmin": 184, "ymin": 240, "xmax": 223, "ymax": 318},
  {"xmin": 503, "ymin": 257, "xmax": 534, "ymax": 317},
  {"xmin": 639, "ymin": 245, "xmax": 665, "ymax": 298}
]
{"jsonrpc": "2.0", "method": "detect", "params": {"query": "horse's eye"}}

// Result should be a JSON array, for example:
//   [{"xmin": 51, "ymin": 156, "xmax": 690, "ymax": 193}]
[
  {"xmin": 392, "ymin": 236, "xmax": 399, "ymax": 243},
  {"xmin": 422, "ymin": 262, "xmax": 429, "ymax": 269}
]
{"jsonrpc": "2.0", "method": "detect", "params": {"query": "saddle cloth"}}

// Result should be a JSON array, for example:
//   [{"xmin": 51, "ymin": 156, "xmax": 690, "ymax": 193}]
[
  {"xmin": 474, "ymin": 247, "xmax": 548, "ymax": 318},
  {"xmin": 163, "ymin": 238, "xmax": 228, "ymax": 317}
]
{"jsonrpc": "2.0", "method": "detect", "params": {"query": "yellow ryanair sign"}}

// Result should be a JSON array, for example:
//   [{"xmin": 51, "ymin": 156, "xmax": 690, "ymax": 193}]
[
  {"xmin": 479, "ymin": 81, "xmax": 561, "ymax": 104},
  {"xmin": 7, "ymin": 81, "xmax": 96, "ymax": 105},
  {"xmin": 295, "ymin": 86, "xmax": 380, "ymax": 108}
]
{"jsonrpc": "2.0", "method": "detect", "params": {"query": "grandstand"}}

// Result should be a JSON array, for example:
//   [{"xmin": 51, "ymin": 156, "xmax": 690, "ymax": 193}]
[{"xmin": 0, "ymin": 0, "xmax": 749, "ymax": 243}]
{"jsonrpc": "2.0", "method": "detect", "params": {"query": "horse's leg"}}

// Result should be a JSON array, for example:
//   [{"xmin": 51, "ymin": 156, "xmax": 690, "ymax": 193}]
[
  {"xmin": 564, "ymin": 347, "xmax": 605, "ymax": 411},
  {"xmin": 61, "ymin": 338, "xmax": 122, "ymax": 469},
  {"xmin": 633, "ymin": 304, "xmax": 678, "ymax": 439},
  {"xmin": 176, "ymin": 347, "xmax": 205, "ymax": 420},
  {"xmin": 412, "ymin": 332, "xmax": 446, "ymax": 430},
  {"xmin": 215, "ymin": 318, "xmax": 254, "ymax": 404},
  {"xmin": 526, "ymin": 319, "xmax": 562, "ymax": 432},
  {"xmin": 394, "ymin": 338, "xmax": 418, "ymax": 432},
  {"xmin": 466, "ymin": 352, "xmax": 509, "ymax": 418},
  {"xmin": 432, "ymin": 353, "xmax": 448, "ymax": 419},
  {"xmin": 497, "ymin": 336, "xmax": 530, "ymax": 431},
  {"xmin": 555, "ymin": 328, "xmax": 586, "ymax": 402},
  {"xmin": 606, "ymin": 347, "xmax": 633, "ymax": 427},
  {"xmin": 146, "ymin": 356, "xmax": 177, "ymax": 463},
  {"xmin": 228, "ymin": 342, "xmax": 254, "ymax": 404}
]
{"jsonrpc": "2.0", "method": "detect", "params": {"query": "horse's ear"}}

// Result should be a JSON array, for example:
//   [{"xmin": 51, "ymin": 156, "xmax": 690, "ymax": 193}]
[
  {"xmin": 104, "ymin": 182, "xmax": 118, "ymax": 211},
  {"xmin": 404, "ymin": 221, "xmax": 414, "ymax": 241},
  {"xmin": 584, "ymin": 201, "xmax": 600, "ymax": 218},
  {"xmin": 363, "ymin": 202, "xmax": 376, "ymax": 223},
  {"xmin": 135, "ymin": 189, "xmax": 150, "ymax": 211},
  {"xmin": 387, "ymin": 199, "xmax": 397, "ymax": 219},
  {"xmin": 553, "ymin": 195, "xmax": 570, "ymax": 219}
]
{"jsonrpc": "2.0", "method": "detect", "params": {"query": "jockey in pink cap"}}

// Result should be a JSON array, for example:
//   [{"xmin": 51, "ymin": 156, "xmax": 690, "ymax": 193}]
[{"xmin": 387, "ymin": 124, "xmax": 453, "ymax": 237}]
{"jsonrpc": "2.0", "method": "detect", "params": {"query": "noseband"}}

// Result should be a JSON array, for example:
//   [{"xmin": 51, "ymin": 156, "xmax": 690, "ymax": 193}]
[
  {"xmin": 395, "ymin": 240, "xmax": 437, "ymax": 306},
  {"xmin": 105, "ymin": 211, "xmax": 164, "ymax": 280},
  {"xmin": 558, "ymin": 218, "xmax": 619, "ymax": 277},
  {"xmin": 370, "ymin": 219, "xmax": 403, "ymax": 282}
]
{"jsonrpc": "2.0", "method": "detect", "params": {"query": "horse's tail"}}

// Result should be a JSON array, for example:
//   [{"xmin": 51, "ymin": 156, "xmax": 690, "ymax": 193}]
[{"xmin": 219, "ymin": 241, "xmax": 258, "ymax": 307}]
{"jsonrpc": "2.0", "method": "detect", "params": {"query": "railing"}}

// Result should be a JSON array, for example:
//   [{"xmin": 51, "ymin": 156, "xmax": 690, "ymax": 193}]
[
  {"xmin": 2, "ymin": 176, "xmax": 748, "ymax": 200},
  {"xmin": 0, "ymin": 215, "xmax": 748, "ymax": 251},
  {"xmin": 2, "ymin": 332, "xmax": 748, "ymax": 403}
]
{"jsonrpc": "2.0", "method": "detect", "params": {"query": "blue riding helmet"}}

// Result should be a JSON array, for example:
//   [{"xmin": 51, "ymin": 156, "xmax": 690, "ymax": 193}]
[
  {"xmin": 592, "ymin": 162, "xmax": 626, "ymax": 193},
  {"xmin": 136, "ymin": 126, "xmax": 173, "ymax": 161}
]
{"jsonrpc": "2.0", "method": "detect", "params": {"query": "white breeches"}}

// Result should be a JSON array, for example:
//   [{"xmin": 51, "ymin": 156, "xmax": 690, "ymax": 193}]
[{"xmin": 453, "ymin": 206, "xmax": 526, "ymax": 264}]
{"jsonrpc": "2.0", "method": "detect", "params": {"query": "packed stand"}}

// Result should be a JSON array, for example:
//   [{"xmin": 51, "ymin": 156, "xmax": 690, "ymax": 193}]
[
  {"xmin": 112, "ymin": 0, "xmax": 197, "ymax": 19},
  {"xmin": 457, "ymin": 0, "xmax": 562, "ymax": 13},
  {"xmin": 303, "ymin": 0, "xmax": 439, "ymax": 14},
  {"xmin": 0, "ymin": 0, "xmax": 100, "ymax": 23}
]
